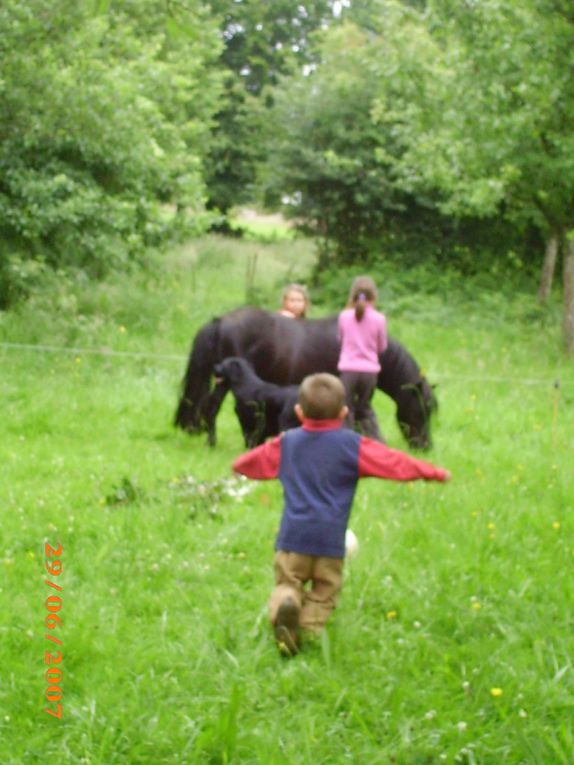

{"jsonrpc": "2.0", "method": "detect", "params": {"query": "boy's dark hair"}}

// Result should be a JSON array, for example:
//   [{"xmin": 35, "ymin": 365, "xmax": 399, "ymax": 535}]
[{"xmin": 298, "ymin": 373, "xmax": 345, "ymax": 419}]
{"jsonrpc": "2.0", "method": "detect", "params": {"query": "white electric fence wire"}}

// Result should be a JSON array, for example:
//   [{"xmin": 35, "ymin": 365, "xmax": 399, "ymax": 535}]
[
  {"xmin": 0, "ymin": 341, "xmax": 571, "ymax": 386},
  {"xmin": 431, "ymin": 373, "xmax": 568, "ymax": 387},
  {"xmin": 0, "ymin": 341, "xmax": 185, "ymax": 361}
]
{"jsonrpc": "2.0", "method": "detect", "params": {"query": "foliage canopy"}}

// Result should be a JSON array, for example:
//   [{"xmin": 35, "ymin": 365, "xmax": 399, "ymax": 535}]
[
  {"xmin": 0, "ymin": 0, "xmax": 222, "ymax": 304},
  {"xmin": 2, "ymin": 0, "xmax": 574, "ymax": 347}
]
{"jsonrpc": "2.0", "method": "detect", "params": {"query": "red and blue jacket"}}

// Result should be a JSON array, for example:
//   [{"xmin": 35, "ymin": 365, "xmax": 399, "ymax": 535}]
[{"xmin": 233, "ymin": 419, "xmax": 449, "ymax": 559}]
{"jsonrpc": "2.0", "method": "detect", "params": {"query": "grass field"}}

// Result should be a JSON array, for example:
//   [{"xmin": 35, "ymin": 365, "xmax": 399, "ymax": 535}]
[{"xmin": 1, "ymin": 237, "xmax": 572, "ymax": 764}]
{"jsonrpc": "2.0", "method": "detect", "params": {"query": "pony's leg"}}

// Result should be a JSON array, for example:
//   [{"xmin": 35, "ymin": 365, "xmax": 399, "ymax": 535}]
[
  {"xmin": 245, "ymin": 403, "xmax": 267, "ymax": 447},
  {"xmin": 205, "ymin": 383, "xmax": 228, "ymax": 447},
  {"xmin": 237, "ymin": 403, "xmax": 258, "ymax": 448}
]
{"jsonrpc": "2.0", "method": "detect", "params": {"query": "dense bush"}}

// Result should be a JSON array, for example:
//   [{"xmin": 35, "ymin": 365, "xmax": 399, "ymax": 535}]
[
  {"xmin": 0, "ymin": 0, "xmax": 222, "ymax": 306},
  {"xmin": 263, "ymin": 24, "xmax": 400, "ymax": 263},
  {"xmin": 312, "ymin": 245, "xmax": 558, "ymax": 330}
]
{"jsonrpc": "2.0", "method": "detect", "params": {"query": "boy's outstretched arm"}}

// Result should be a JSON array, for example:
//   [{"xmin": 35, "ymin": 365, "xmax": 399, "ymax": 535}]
[
  {"xmin": 232, "ymin": 436, "xmax": 282, "ymax": 480},
  {"xmin": 358, "ymin": 438, "xmax": 450, "ymax": 482}
]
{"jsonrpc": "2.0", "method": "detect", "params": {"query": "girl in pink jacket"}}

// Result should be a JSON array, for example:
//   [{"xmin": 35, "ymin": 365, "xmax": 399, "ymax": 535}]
[{"xmin": 338, "ymin": 275, "xmax": 387, "ymax": 441}]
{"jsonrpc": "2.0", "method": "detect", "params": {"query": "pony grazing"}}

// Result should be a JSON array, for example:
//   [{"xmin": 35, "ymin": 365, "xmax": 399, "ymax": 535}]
[{"xmin": 175, "ymin": 307, "xmax": 437, "ymax": 449}]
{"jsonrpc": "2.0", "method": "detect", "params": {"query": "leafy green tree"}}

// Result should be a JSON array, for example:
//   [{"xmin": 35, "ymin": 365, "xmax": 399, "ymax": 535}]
[
  {"xmin": 396, "ymin": 0, "xmax": 574, "ymax": 350},
  {"xmin": 203, "ymin": 76, "xmax": 266, "ymax": 219},
  {"xmin": 209, "ymin": 0, "xmax": 335, "ymax": 96},
  {"xmin": 0, "ymin": 0, "xmax": 222, "ymax": 305},
  {"xmin": 346, "ymin": 0, "xmax": 427, "ymax": 31},
  {"xmin": 204, "ymin": 0, "xmax": 336, "ymax": 216},
  {"xmin": 263, "ymin": 15, "xmax": 447, "ymax": 264},
  {"xmin": 262, "ymin": 2, "xmax": 538, "ymax": 274}
]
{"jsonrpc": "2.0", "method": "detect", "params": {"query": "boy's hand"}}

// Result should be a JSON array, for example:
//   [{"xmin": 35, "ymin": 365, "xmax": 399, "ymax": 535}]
[{"xmin": 442, "ymin": 470, "xmax": 452, "ymax": 482}]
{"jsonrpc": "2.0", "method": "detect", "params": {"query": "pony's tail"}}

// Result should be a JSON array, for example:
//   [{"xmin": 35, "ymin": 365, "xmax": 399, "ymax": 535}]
[{"xmin": 174, "ymin": 319, "xmax": 220, "ymax": 432}]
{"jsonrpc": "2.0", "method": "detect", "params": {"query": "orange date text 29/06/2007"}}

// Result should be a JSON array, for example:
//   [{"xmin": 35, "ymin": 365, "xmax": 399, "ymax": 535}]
[{"xmin": 44, "ymin": 542, "xmax": 63, "ymax": 719}]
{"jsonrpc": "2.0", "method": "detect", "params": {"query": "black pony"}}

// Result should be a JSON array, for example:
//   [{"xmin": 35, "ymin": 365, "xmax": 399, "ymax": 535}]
[{"xmin": 174, "ymin": 307, "xmax": 437, "ymax": 449}]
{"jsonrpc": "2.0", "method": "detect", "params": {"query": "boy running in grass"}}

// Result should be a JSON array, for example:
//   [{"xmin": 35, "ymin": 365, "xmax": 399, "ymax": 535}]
[{"xmin": 232, "ymin": 373, "xmax": 450, "ymax": 657}]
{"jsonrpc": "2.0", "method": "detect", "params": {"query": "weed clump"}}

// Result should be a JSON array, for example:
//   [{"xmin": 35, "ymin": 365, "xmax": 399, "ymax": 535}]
[
  {"xmin": 169, "ymin": 475, "xmax": 253, "ymax": 520},
  {"xmin": 105, "ymin": 476, "xmax": 143, "ymax": 507}
]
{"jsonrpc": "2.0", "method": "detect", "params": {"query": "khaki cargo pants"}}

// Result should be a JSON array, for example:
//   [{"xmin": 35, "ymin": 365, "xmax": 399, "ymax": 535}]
[{"xmin": 269, "ymin": 550, "xmax": 344, "ymax": 633}]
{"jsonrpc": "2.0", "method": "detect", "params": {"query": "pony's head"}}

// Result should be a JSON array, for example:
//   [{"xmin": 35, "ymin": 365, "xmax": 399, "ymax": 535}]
[{"xmin": 396, "ymin": 378, "xmax": 438, "ymax": 450}]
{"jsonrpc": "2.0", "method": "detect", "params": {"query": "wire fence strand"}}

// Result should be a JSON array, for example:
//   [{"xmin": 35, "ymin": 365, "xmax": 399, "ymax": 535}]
[
  {"xmin": 0, "ymin": 341, "xmax": 185, "ymax": 362},
  {"xmin": 0, "ymin": 341, "xmax": 571, "ymax": 386}
]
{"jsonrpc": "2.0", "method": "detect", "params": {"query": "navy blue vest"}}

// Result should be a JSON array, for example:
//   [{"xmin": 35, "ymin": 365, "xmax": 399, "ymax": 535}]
[{"xmin": 276, "ymin": 427, "xmax": 362, "ymax": 558}]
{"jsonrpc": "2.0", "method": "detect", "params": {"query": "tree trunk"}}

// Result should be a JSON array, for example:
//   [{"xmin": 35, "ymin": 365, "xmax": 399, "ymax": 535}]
[
  {"xmin": 562, "ymin": 235, "xmax": 574, "ymax": 354},
  {"xmin": 537, "ymin": 231, "xmax": 559, "ymax": 302}
]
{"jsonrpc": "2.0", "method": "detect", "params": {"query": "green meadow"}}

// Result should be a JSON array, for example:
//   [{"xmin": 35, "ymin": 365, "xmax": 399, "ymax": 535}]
[{"xmin": 1, "ymin": 236, "xmax": 572, "ymax": 764}]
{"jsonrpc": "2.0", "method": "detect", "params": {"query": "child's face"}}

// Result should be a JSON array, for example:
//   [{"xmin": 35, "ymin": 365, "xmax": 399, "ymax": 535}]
[{"xmin": 283, "ymin": 290, "xmax": 306, "ymax": 318}]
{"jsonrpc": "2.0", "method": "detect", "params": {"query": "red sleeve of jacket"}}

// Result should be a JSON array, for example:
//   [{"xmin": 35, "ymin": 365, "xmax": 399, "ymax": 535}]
[
  {"xmin": 232, "ymin": 436, "xmax": 282, "ymax": 479},
  {"xmin": 358, "ymin": 437, "xmax": 449, "ymax": 482}
]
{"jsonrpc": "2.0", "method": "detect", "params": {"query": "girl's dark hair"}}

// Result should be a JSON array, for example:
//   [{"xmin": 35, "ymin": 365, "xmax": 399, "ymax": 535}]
[{"xmin": 347, "ymin": 276, "xmax": 378, "ymax": 320}]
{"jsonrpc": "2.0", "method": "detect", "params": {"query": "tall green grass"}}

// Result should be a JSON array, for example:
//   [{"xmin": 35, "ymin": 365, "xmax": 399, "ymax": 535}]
[{"xmin": 1, "ymin": 237, "xmax": 572, "ymax": 764}]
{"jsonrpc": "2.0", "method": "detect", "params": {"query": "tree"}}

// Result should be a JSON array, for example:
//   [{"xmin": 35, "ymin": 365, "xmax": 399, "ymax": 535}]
[
  {"xmin": 209, "ymin": 0, "xmax": 335, "ymax": 96},
  {"xmin": 204, "ymin": 0, "xmax": 336, "ymax": 216},
  {"xmin": 395, "ymin": 0, "xmax": 574, "ymax": 350},
  {"xmin": 0, "ymin": 0, "xmax": 222, "ymax": 304},
  {"xmin": 263, "ymin": 12, "xmax": 450, "ymax": 264}
]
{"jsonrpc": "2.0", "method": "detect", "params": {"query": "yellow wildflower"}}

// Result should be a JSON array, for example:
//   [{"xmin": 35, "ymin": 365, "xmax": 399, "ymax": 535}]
[{"xmin": 490, "ymin": 688, "xmax": 503, "ymax": 697}]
